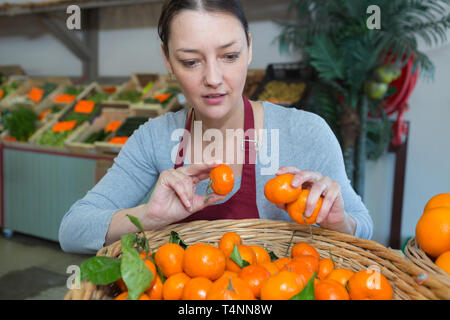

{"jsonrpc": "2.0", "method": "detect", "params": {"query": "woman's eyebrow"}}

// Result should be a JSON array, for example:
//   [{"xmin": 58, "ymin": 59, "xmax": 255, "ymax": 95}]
[{"xmin": 175, "ymin": 41, "xmax": 239, "ymax": 54}]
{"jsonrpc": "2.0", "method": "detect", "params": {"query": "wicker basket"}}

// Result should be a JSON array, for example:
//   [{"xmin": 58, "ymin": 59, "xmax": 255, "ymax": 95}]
[
  {"xmin": 64, "ymin": 219, "xmax": 450, "ymax": 300},
  {"xmin": 404, "ymin": 237, "xmax": 450, "ymax": 288}
]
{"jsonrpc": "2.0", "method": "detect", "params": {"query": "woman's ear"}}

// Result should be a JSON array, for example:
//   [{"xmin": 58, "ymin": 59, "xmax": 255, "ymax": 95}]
[
  {"xmin": 161, "ymin": 43, "xmax": 174, "ymax": 75},
  {"xmin": 247, "ymin": 33, "xmax": 253, "ymax": 66}
]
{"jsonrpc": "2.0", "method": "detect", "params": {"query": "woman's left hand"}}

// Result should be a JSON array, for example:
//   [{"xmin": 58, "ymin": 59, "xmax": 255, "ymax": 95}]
[{"xmin": 275, "ymin": 166, "xmax": 356, "ymax": 235}]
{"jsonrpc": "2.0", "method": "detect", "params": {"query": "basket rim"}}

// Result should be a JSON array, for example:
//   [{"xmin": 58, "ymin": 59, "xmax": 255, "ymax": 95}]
[
  {"xmin": 404, "ymin": 237, "xmax": 450, "ymax": 285},
  {"xmin": 65, "ymin": 218, "xmax": 450, "ymax": 300}
]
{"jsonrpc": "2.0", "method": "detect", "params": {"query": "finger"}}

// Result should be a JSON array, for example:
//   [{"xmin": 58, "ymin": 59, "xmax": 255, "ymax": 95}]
[
  {"xmin": 291, "ymin": 170, "xmax": 323, "ymax": 190},
  {"xmin": 316, "ymin": 190, "xmax": 339, "ymax": 224},
  {"xmin": 304, "ymin": 176, "xmax": 330, "ymax": 217},
  {"xmin": 192, "ymin": 193, "xmax": 227, "ymax": 211},
  {"xmin": 178, "ymin": 160, "xmax": 223, "ymax": 177},
  {"xmin": 275, "ymin": 166, "xmax": 301, "ymax": 176},
  {"xmin": 164, "ymin": 170, "xmax": 194, "ymax": 211},
  {"xmin": 171, "ymin": 170, "xmax": 197, "ymax": 211},
  {"xmin": 316, "ymin": 183, "xmax": 341, "ymax": 224}
]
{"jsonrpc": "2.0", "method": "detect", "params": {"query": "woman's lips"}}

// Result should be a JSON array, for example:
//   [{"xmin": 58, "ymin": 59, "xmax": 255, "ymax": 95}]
[{"xmin": 202, "ymin": 93, "xmax": 227, "ymax": 105}]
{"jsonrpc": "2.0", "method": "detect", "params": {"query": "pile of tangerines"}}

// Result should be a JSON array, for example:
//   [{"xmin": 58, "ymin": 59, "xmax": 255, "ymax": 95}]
[
  {"xmin": 415, "ymin": 193, "xmax": 450, "ymax": 275},
  {"xmin": 114, "ymin": 231, "xmax": 393, "ymax": 300}
]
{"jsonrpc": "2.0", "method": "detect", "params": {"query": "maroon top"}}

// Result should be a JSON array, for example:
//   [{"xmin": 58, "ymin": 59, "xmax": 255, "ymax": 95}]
[{"xmin": 174, "ymin": 96, "xmax": 260, "ymax": 221}]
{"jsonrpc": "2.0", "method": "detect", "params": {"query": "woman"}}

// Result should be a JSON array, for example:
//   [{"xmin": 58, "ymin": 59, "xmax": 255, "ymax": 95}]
[{"xmin": 59, "ymin": 0, "xmax": 373, "ymax": 254}]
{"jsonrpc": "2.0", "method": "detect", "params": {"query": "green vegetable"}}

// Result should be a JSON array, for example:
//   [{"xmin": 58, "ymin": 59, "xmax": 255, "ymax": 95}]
[
  {"xmin": 114, "ymin": 117, "xmax": 148, "ymax": 137},
  {"xmin": 3, "ymin": 105, "xmax": 38, "ymax": 141},
  {"xmin": 116, "ymin": 90, "xmax": 142, "ymax": 103},
  {"xmin": 84, "ymin": 129, "xmax": 110, "ymax": 144},
  {"xmin": 36, "ymin": 129, "xmax": 72, "ymax": 147},
  {"xmin": 63, "ymin": 105, "xmax": 100, "ymax": 124},
  {"xmin": 87, "ymin": 91, "xmax": 109, "ymax": 104},
  {"xmin": 50, "ymin": 104, "xmax": 64, "ymax": 114},
  {"xmin": 0, "ymin": 72, "xmax": 6, "ymax": 86},
  {"xmin": 41, "ymin": 82, "xmax": 58, "ymax": 101},
  {"xmin": 64, "ymin": 86, "xmax": 84, "ymax": 96},
  {"xmin": 0, "ymin": 81, "xmax": 20, "ymax": 101}
]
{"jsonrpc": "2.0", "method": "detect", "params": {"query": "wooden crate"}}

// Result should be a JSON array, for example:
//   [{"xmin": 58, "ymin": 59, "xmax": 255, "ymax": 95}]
[
  {"xmin": 133, "ymin": 75, "xmax": 181, "ymax": 116},
  {"xmin": 130, "ymin": 73, "xmax": 160, "ymax": 91},
  {"xmin": 3, "ymin": 77, "xmax": 72, "ymax": 111},
  {"xmin": 65, "ymin": 105, "xmax": 130, "ymax": 156},
  {"xmin": 1, "ymin": 104, "xmax": 49, "ymax": 148},
  {"xmin": 29, "ymin": 83, "xmax": 108, "ymax": 150},
  {"xmin": 93, "ymin": 110, "xmax": 154, "ymax": 157},
  {"xmin": 34, "ymin": 84, "xmax": 87, "ymax": 123},
  {"xmin": 0, "ymin": 76, "xmax": 28, "ymax": 108}
]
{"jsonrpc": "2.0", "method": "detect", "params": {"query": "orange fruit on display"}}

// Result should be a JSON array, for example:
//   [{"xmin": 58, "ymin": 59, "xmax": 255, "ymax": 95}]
[
  {"xmin": 315, "ymin": 279, "xmax": 350, "ymax": 300},
  {"xmin": 326, "ymin": 268, "xmax": 355, "ymax": 287},
  {"xmin": 264, "ymin": 173, "xmax": 302, "ymax": 204},
  {"xmin": 435, "ymin": 251, "xmax": 450, "ymax": 275},
  {"xmin": 219, "ymin": 232, "xmax": 242, "ymax": 258},
  {"xmin": 219, "ymin": 270, "xmax": 239, "ymax": 280},
  {"xmin": 162, "ymin": 272, "xmax": 191, "ymax": 300},
  {"xmin": 260, "ymin": 270, "xmax": 304, "ymax": 300},
  {"xmin": 226, "ymin": 244, "xmax": 256, "ymax": 272},
  {"xmin": 273, "ymin": 257, "xmax": 292, "ymax": 270},
  {"xmin": 291, "ymin": 242, "xmax": 320, "ymax": 260},
  {"xmin": 347, "ymin": 269, "xmax": 393, "ymax": 300},
  {"xmin": 139, "ymin": 252, "xmax": 157, "ymax": 290},
  {"xmin": 238, "ymin": 265, "xmax": 271, "ymax": 298},
  {"xmin": 209, "ymin": 164, "xmax": 234, "ymax": 195},
  {"xmin": 424, "ymin": 193, "xmax": 450, "ymax": 211},
  {"xmin": 292, "ymin": 255, "xmax": 320, "ymax": 273},
  {"xmin": 147, "ymin": 275, "xmax": 163, "ymax": 300},
  {"xmin": 286, "ymin": 189, "xmax": 323, "ymax": 225},
  {"xmin": 249, "ymin": 245, "xmax": 271, "ymax": 264},
  {"xmin": 154, "ymin": 243, "xmax": 185, "ymax": 277},
  {"xmin": 206, "ymin": 275, "xmax": 255, "ymax": 300},
  {"xmin": 415, "ymin": 207, "xmax": 450, "ymax": 258},
  {"xmin": 281, "ymin": 261, "xmax": 315, "ymax": 288},
  {"xmin": 182, "ymin": 277, "xmax": 213, "ymax": 300},
  {"xmin": 114, "ymin": 292, "xmax": 151, "ymax": 300},
  {"xmin": 258, "ymin": 261, "xmax": 280, "ymax": 276},
  {"xmin": 183, "ymin": 243, "xmax": 226, "ymax": 281},
  {"xmin": 317, "ymin": 258, "xmax": 335, "ymax": 280}
]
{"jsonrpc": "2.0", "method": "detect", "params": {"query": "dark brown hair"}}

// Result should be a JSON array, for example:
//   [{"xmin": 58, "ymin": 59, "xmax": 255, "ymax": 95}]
[{"xmin": 158, "ymin": 0, "xmax": 250, "ymax": 57}]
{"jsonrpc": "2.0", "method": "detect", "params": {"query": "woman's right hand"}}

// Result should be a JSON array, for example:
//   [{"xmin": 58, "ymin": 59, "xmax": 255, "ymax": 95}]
[{"xmin": 139, "ymin": 161, "xmax": 227, "ymax": 230}]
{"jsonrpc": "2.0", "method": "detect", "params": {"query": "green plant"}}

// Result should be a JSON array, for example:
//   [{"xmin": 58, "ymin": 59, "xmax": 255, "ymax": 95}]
[
  {"xmin": 276, "ymin": 0, "xmax": 450, "ymax": 194},
  {"xmin": 3, "ymin": 105, "xmax": 38, "ymax": 141}
]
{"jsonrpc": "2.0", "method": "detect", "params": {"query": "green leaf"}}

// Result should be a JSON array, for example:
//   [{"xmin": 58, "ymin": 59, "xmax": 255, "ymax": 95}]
[
  {"xmin": 121, "ymin": 233, "xmax": 137, "ymax": 250},
  {"xmin": 305, "ymin": 35, "xmax": 345, "ymax": 82},
  {"xmin": 152, "ymin": 251, "xmax": 167, "ymax": 284},
  {"xmin": 126, "ymin": 214, "xmax": 145, "ymax": 234},
  {"xmin": 120, "ymin": 246, "xmax": 153, "ymax": 300},
  {"xmin": 80, "ymin": 256, "xmax": 121, "ymax": 285},
  {"xmin": 230, "ymin": 244, "xmax": 250, "ymax": 268},
  {"xmin": 290, "ymin": 272, "xmax": 316, "ymax": 300},
  {"xmin": 268, "ymin": 250, "xmax": 279, "ymax": 262},
  {"xmin": 169, "ymin": 231, "xmax": 187, "ymax": 250}
]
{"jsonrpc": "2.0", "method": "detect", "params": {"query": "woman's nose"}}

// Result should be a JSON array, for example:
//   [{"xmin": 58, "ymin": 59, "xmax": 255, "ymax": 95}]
[{"xmin": 203, "ymin": 61, "xmax": 223, "ymax": 88}]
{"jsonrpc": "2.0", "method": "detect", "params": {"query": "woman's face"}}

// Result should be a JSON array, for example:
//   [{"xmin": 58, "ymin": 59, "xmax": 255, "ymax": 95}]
[{"xmin": 162, "ymin": 10, "xmax": 252, "ymax": 120}]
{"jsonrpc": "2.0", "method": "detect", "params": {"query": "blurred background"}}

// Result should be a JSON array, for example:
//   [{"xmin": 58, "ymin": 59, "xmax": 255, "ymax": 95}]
[{"xmin": 0, "ymin": 0, "xmax": 449, "ymax": 299}]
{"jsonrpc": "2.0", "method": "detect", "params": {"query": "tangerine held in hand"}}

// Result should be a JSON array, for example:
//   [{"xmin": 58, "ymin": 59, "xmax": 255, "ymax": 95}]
[
  {"xmin": 264, "ymin": 173, "xmax": 302, "ymax": 204},
  {"xmin": 286, "ymin": 189, "xmax": 323, "ymax": 225},
  {"xmin": 209, "ymin": 164, "xmax": 234, "ymax": 195}
]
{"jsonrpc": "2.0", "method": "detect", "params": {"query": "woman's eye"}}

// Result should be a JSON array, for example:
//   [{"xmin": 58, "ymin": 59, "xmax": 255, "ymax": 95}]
[
  {"xmin": 224, "ymin": 53, "xmax": 240, "ymax": 62},
  {"xmin": 181, "ymin": 60, "xmax": 198, "ymax": 68}
]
